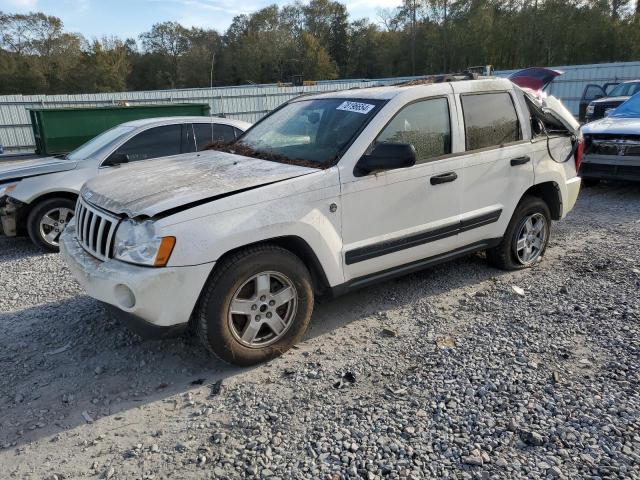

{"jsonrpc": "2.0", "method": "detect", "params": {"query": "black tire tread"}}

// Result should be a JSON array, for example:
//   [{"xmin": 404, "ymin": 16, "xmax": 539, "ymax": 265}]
[
  {"xmin": 195, "ymin": 244, "xmax": 312, "ymax": 365},
  {"xmin": 487, "ymin": 195, "xmax": 551, "ymax": 271},
  {"xmin": 26, "ymin": 197, "xmax": 76, "ymax": 252}
]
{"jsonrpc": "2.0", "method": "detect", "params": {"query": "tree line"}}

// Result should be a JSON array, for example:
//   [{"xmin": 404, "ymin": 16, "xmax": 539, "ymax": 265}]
[{"xmin": 1, "ymin": 0, "xmax": 639, "ymax": 95}]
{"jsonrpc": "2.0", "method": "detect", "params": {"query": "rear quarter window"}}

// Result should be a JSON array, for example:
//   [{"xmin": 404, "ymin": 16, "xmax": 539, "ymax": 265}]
[{"xmin": 461, "ymin": 92, "xmax": 521, "ymax": 151}]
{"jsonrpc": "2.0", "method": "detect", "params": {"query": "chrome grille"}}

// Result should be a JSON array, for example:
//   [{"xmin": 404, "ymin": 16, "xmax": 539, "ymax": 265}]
[{"xmin": 75, "ymin": 197, "xmax": 119, "ymax": 261}]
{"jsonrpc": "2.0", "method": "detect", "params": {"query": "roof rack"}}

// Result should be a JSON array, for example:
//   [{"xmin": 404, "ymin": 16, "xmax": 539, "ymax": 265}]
[{"xmin": 393, "ymin": 65, "xmax": 494, "ymax": 87}]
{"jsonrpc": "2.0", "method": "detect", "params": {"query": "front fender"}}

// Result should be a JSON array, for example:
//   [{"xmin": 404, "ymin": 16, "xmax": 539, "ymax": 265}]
[
  {"xmin": 157, "ymin": 173, "xmax": 344, "ymax": 287},
  {"xmin": 9, "ymin": 166, "xmax": 93, "ymax": 205}
]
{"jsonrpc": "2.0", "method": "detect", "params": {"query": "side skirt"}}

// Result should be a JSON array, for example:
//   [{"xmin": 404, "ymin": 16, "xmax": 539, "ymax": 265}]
[{"xmin": 330, "ymin": 239, "xmax": 502, "ymax": 297}]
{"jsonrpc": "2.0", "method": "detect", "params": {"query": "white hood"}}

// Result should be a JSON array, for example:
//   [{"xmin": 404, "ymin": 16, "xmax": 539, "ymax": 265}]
[{"xmin": 81, "ymin": 150, "xmax": 317, "ymax": 218}]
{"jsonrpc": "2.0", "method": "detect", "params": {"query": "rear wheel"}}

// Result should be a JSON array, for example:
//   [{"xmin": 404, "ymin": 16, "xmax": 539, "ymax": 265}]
[
  {"xmin": 27, "ymin": 197, "xmax": 76, "ymax": 252},
  {"xmin": 487, "ymin": 196, "xmax": 551, "ymax": 271},
  {"xmin": 196, "ymin": 245, "xmax": 314, "ymax": 366}
]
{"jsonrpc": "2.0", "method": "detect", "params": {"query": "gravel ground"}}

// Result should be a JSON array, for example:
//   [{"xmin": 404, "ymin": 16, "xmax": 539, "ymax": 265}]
[{"xmin": 1, "ymin": 183, "xmax": 639, "ymax": 480}]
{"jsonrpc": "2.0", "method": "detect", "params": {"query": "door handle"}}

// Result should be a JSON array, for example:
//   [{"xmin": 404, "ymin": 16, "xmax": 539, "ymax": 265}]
[
  {"xmin": 510, "ymin": 156, "xmax": 531, "ymax": 166},
  {"xmin": 430, "ymin": 172, "xmax": 458, "ymax": 185}
]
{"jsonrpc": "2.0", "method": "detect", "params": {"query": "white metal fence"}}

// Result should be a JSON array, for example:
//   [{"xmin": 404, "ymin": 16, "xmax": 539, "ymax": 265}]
[{"xmin": 2, "ymin": 61, "xmax": 640, "ymax": 154}]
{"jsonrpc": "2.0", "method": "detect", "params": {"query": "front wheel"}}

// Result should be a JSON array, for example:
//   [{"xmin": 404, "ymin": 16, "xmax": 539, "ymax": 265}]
[
  {"xmin": 486, "ymin": 196, "xmax": 551, "ymax": 271},
  {"xmin": 195, "ymin": 245, "xmax": 314, "ymax": 366},
  {"xmin": 27, "ymin": 197, "xmax": 76, "ymax": 252}
]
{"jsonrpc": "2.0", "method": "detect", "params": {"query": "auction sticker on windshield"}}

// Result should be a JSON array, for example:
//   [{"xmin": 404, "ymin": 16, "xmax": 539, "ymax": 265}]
[{"xmin": 337, "ymin": 101, "xmax": 376, "ymax": 115}]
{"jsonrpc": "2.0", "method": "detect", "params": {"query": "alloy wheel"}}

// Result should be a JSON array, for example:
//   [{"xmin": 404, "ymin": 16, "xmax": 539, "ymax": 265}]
[
  {"xmin": 39, "ymin": 207, "xmax": 74, "ymax": 247},
  {"xmin": 515, "ymin": 212, "xmax": 547, "ymax": 264},
  {"xmin": 227, "ymin": 271, "xmax": 298, "ymax": 348}
]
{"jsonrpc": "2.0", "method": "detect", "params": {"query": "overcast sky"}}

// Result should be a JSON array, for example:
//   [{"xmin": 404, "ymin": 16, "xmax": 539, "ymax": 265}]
[{"xmin": 0, "ymin": 0, "xmax": 403, "ymax": 39}]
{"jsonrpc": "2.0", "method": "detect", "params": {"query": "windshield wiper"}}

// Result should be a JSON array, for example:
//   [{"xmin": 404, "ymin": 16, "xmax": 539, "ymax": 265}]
[{"xmin": 205, "ymin": 141, "xmax": 327, "ymax": 170}]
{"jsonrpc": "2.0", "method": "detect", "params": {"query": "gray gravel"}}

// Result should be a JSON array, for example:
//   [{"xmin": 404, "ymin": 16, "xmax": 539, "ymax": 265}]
[{"xmin": 1, "ymin": 183, "xmax": 639, "ymax": 479}]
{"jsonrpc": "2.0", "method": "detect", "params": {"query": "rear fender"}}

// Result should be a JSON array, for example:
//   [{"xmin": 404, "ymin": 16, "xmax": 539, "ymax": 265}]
[{"xmin": 532, "ymin": 137, "xmax": 578, "ymax": 218}]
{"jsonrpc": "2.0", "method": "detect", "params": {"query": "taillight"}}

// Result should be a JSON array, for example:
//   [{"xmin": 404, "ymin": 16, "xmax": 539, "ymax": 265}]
[{"xmin": 574, "ymin": 138, "xmax": 584, "ymax": 172}]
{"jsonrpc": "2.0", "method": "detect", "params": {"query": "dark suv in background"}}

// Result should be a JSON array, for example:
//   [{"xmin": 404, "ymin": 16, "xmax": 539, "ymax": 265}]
[{"xmin": 580, "ymin": 80, "xmax": 640, "ymax": 123}]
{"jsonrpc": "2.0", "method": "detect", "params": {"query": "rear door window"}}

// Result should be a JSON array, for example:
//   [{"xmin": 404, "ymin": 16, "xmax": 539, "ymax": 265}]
[
  {"xmin": 111, "ymin": 124, "xmax": 182, "ymax": 162},
  {"xmin": 461, "ymin": 92, "xmax": 521, "ymax": 151},
  {"xmin": 193, "ymin": 123, "xmax": 236, "ymax": 150},
  {"xmin": 374, "ymin": 97, "xmax": 451, "ymax": 163}
]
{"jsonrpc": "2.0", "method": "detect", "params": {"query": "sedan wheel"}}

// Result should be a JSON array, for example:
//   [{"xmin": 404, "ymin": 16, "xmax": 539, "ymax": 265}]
[
  {"xmin": 27, "ymin": 197, "xmax": 78, "ymax": 252},
  {"xmin": 39, "ymin": 207, "xmax": 74, "ymax": 248}
]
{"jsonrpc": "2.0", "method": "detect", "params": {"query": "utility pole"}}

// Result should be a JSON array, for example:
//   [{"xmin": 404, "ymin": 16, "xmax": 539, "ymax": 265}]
[
  {"xmin": 442, "ymin": 0, "xmax": 448, "ymax": 73},
  {"xmin": 411, "ymin": 0, "xmax": 417, "ymax": 76},
  {"xmin": 210, "ymin": 52, "xmax": 215, "ymax": 117}
]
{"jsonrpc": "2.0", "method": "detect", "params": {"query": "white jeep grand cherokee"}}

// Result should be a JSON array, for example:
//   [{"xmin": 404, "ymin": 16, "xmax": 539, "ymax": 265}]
[{"xmin": 60, "ymin": 78, "xmax": 582, "ymax": 366}]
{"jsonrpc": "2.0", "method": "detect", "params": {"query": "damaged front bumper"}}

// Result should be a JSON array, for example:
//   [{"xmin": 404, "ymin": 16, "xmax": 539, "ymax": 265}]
[
  {"xmin": 0, "ymin": 196, "xmax": 25, "ymax": 237},
  {"xmin": 59, "ymin": 223, "xmax": 214, "ymax": 338}
]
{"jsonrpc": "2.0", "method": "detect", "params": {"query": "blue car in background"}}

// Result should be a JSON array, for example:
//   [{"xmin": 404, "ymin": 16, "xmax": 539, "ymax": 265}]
[{"xmin": 580, "ymin": 92, "xmax": 640, "ymax": 184}]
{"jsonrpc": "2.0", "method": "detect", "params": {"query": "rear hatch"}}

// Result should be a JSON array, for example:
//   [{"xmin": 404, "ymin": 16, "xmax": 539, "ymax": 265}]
[{"xmin": 508, "ymin": 67, "xmax": 563, "ymax": 92}]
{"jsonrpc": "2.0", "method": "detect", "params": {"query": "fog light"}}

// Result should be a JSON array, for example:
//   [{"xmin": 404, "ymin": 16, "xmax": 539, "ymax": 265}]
[{"xmin": 114, "ymin": 284, "xmax": 136, "ymax": 309}]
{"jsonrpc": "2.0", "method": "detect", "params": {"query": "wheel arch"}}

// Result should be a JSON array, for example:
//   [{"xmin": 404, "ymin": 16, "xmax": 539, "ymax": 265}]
[
  {"xmin": 522, "ymin": 181, "xmax": 562, "ymax": 220},
  {"xmin": 16, "ymin": 191, "xmax": 79, "ymax": 233},
  {"xmin": 209, "ymin": 236, "xmax": 331, "ymax": 295},
  {"xmin": 188, "ymin": 235, "xmax": 332, "ymax": 332}
]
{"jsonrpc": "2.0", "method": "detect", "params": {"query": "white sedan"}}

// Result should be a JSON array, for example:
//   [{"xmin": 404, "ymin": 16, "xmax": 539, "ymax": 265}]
[{"xmin": 0, "ymin": 116, "xmax": 251, "ymax": 250}]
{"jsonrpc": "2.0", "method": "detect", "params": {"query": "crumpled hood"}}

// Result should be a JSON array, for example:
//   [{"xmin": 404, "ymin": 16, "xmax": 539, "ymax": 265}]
[
  {"xmin": 0, "ymin": 156, "xmax": 77, "ymax": 183},
  {"xmin": 582, "ymin": 117, "xmax": 640, "ymax": 136},
  {"xmin": 82, "ymin": 150, "xmax": 317, "ymax": 218}
]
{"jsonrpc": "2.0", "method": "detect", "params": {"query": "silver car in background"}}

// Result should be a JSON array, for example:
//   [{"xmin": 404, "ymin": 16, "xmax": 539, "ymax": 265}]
[{"xmin": 0, "ymin": 116, "xmax": 251, "ymax": 250}]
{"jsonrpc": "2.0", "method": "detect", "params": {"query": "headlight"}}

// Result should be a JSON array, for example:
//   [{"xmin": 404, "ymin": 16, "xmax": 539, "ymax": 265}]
[
  {"xmin": 113, "ymin": 219, "xmax": 175, "ymax": 267},
  {"xmin": 586, "ymin": 104, "xmax": 595, "ymax": 115},
  {"xmin": 0, "ymin": 182, "xmax": 18, "ymax": 197}
]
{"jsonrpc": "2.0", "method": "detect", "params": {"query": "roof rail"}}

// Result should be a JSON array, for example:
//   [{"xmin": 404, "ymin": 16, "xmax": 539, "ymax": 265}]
[{"xmin": 393, "ymin": 65, "xmax": 494, "ymax": 87}]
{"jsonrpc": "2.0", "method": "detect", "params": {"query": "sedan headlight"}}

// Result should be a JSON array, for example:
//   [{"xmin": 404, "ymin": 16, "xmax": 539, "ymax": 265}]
[
  {"xmin": 0, "ymin": 182, "xmax": 18, "ymax": 198},
  {"xmin": 586, "ymin": 104, "xmax": 595, "ymax": 115},
  {"xmin": 113, "ymin": 219, "xmax": 175, "ymax": 267}
]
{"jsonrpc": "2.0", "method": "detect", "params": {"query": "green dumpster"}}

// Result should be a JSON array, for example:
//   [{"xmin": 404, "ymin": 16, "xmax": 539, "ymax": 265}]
[{"xmin": 29, "ymin": 103, "xmax": 211, "ymax": 155}]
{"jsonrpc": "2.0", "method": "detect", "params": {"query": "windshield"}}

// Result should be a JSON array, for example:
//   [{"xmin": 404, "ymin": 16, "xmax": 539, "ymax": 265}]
[
  {"xmin": 66, "ymin": 125, "xmax": 135, "ymax": 161},
  {"xmin": 608, "ymin": 82, "xmax": 640, "ymax": 98},
  {"xmin": 237, "ymin": 98, "xmax": 384, "ymax": 167}
]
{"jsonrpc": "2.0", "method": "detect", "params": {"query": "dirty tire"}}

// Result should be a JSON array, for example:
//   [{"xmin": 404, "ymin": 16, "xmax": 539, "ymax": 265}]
[
  {"xmin": 27, "ymin": 197, "xmax": 76, "ymax": 252},
  {"xmin": 196, "ymin": 245, "xmax": 314, "ymax": 366},
  {"xmin": 486, "ymin": 195, "xmax": 551, "ymax": 271}
]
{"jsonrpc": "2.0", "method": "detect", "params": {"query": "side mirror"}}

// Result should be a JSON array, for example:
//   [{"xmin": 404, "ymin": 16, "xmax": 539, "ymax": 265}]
[
  {"xmin": 356, "ymin": 143, "xmax": 416, "ymax": 176},
  {"xmin": 103, "ymin": 152, "xmax": 130, "ymax": 167},
  {"xmin": 593, "ymin": 94, "xmax": 604, "ymax": 100}
]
